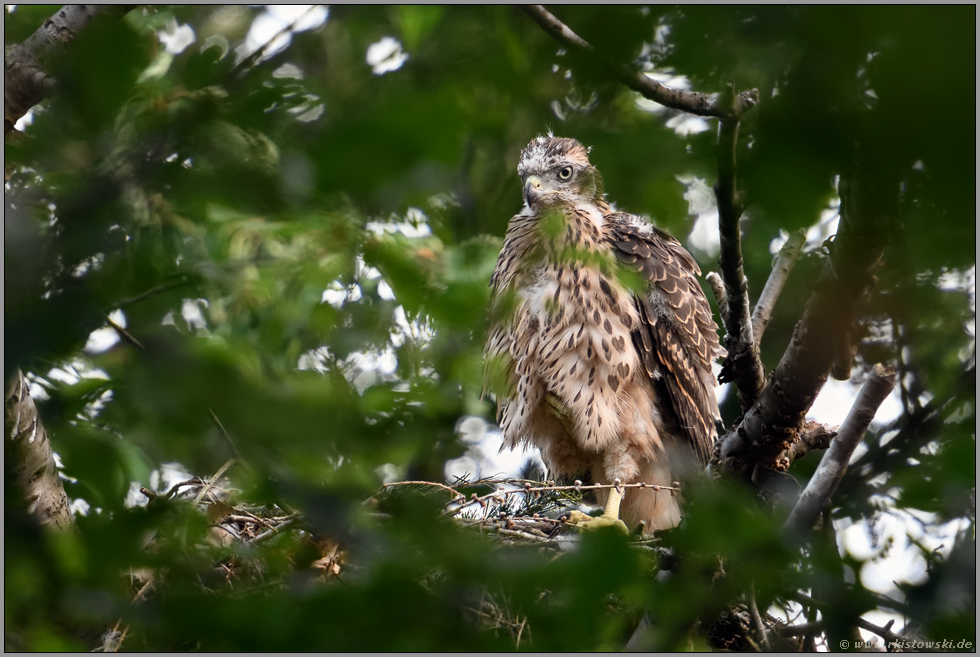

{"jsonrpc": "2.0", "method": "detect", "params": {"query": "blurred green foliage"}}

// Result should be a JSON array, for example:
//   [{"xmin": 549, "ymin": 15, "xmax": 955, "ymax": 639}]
[{"xmin": 5, "ymin": 5, "xmax": 974, "ymax": 651}]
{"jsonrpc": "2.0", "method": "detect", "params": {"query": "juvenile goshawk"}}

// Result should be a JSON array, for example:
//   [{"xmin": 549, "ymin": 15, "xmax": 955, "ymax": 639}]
[{"xmin": 484, "ymin": 135, "xmax": 722, "ymax": 532}]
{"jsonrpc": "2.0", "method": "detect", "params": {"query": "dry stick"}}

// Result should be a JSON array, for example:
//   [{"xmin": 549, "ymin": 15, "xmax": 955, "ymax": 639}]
[
  {"xmin": 117, "ymin": 277, "xmax": 193, "ymax": 308},
  {"xmin": 520, "ymin": 5, "xmax": 759, "ymax": 119},
  {"xmin": 208, "ymin": 408, "xmax": 244, "ymax": 463},
  {"xmin": 192, "ymin": 458, "xmax": 236, "ymax": 506},
  {"xmin": 747, "ymin": 582, "xmax": 771, "ymax": 651},
  {"xmin": 381, "ymin": 480, "xmax": 461, "ymax": 500},
  {"xmin": 449, "ymin": 480, "xmax": 679, "ymax": 517},
  {"xmin": 715, "ymin": 106, "xmax": 766, "ymax": 410},
  {"xmin": 783, "ymin": 364, "xmax": 896, "ymax": 535},
  {"xmin": 251, "ymin": 517, "xmax": 296, "ymax": 543},
  {"xmin": 751, "ymin": 229, "xmax": 807, "ymax": 348}
]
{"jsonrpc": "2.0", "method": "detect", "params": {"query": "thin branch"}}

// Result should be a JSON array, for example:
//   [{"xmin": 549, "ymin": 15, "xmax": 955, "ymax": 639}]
[
  {"xmin": 447, "ymin": 479, "xmax": 679, "ymax": 517},
  {"xmin": 715, "ymin": 97, "xmax": 766, "ymax": 410},
  {"xmin": 783, "ymin": 364, "xmax": 896, "ymax": 536},
  {"xmin": 107, "ymin": 317, "xmax": 145, "ymax": 351},
  {"xmin": 116, "ymin": 277, "xmax": 194, "ymax": 308},
  {"xmin": 776, "ymin": 620, "xmax": 823, "ymax": 637},
  {"xmin": 208, "ymin": 408, "xmax": 244, "ymax": 462},
  {"xmin": 381, "ymin": 480, "xmax": 461, "ymax": 500},
  {"xmin": 705, "ymin": 271, "xmax": 729, "ymax": 323},
  {"xmin": 520, "ymin": 5, "xmax": 759, "ymax": 119},
  {"xmin": 192, "ymin": 458, "xmax": 237, "ymax": 507},
  {"xmin": 751, "ymin": 229, "xmax": 806, "ymax": 348},
  {"xmin": 747, "ymin": 582, "xmax": 771, "ymax": 651},
  {"xmin": 855, "ymin": 617, "xmax": 905, "ymax": 646}
]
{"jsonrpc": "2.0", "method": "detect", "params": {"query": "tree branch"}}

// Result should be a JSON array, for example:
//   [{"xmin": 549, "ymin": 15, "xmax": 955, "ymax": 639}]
[
  {"xmin": 520, "ymin": 5, "xmax": 759, "ymax": 119},
  {"xmin": 715, "ymin": 167, "xmax": 898, "ymax": 474},
  {"xmin": 781, "ymin": 420, "xmax": 838, "ymax": 466},
  {"xmin": 4, "ymin": 5, "xmax": 135, "ymax": 133},
  {"xmin": 715, "ymin": 105, "xmax": 766, "ymax": 409},
  {"xmin": 5, "ymin": 369, "xmax": 74, "ymax": 529},
  {"xmin": 783, "ymin": 364, "xmax": 895, "ymax": 536},
  {"xmin": 705, "ymin": 271, "xmax": 729, "ymax": 322},
  {"xmin": 751, "ymin": 229, "xmax": 806, "ymax": 348}
]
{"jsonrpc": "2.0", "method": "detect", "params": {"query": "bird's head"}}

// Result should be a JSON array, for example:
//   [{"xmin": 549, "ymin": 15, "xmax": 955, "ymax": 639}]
[{"xmin": 517, "ymin": 135, "xmax": 603, "ymax": 209}]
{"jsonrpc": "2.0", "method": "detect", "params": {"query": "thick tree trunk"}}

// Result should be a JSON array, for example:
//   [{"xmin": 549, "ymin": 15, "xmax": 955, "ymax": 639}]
[
  {"xmin": 5, "ymin": 370, "xmax": 73, "ymax": 529},
  {"xmin": 5, "ymin": 4, "xmax": 135, "ymax": 133}
]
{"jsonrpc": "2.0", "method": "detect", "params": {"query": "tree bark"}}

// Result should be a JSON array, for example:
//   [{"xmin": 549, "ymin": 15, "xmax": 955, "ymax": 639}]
[
  {"xmin": 5, "ymin": 370, "xmax": 74, "ymax": 529},
  {"xmin": 716, "ymin": 167, "xmax": 898, "ymax": 474},
  {"xmin": 5, "ymin": 4, "xmax": 135, "ymax": 133}
]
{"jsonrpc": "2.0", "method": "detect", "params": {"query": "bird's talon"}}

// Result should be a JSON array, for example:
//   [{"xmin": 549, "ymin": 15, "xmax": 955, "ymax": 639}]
[{"xmin": 566, "ymin": 510, "xmax": 629, "ymax": 534}]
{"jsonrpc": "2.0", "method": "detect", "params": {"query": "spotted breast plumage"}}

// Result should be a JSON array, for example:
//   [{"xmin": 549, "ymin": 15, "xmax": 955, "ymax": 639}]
[{"xmin": 484, "ymin": 135, "xmax": 722, "ymax": 532}]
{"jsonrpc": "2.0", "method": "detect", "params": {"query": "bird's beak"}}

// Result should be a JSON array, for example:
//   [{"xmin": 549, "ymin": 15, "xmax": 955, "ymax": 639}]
[{"xmin": 523, "ymin": 175, "xmax": 545, "ymax": 207}]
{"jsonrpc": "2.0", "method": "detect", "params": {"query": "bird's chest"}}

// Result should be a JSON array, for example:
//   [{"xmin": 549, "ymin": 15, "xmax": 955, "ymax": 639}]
[{"xmin": 511, "ymin": 261, "xmax": 642, "ymax": 444}]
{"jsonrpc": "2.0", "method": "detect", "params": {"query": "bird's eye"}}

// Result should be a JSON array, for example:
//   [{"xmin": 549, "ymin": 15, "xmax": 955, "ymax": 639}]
[{"xmin": 558, "ymin": 166, "xmax": 573, "ymax": 181}]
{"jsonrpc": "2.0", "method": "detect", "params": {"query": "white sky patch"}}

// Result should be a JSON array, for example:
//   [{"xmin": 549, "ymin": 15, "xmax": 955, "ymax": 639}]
[
  {"xmin": 46, "ymin": 359, "xmax": 110, "ymax": 387},
  {"xmin": 366, "ymin": 36, "xmax": 408, "ymax": 75},
  {"xmin": 342, "ymin": 347, "xmax": 399, "ymax": 394},
  {"xmin": 240, "ymin": 5, "xmax": 329, "ymax": 64},
  {"xmin": 377, "ymin": 279, "xmax": 396, "ymax": 301},
  {"xmin": 365, "ymin": 218, "xmax": 432, "ymax": 238},
  {"xmin": 158, "ymin": 20, "xmax": 196, "ymax": 54},
  {"xmin": 84, "ymin": 309, "xmax": 127, "ymax": 354},
  {"xmin": 181, "ymin": 298, "xmax": 210, "ymax": 332},
  {"xmin": 445, "ymin": 416, "xmax": 544, "ymax": 484},
  {"xmin": 805, "ymin": 194, "xmax": 841, "ymax": 250},
  {"xmin": 321, "ymin": 281, "xmax": 349, "ymax": 308},
  {"xmin": 678, "ymin": 174, "xmax": 720, "ymax": 255},
  {"xmin": 14, "ymin": 108, "xmax": 34, "ymax": 132},
  {"xmin": 807, "ymin": 376, "xmax": 903, "ymax": 430}
]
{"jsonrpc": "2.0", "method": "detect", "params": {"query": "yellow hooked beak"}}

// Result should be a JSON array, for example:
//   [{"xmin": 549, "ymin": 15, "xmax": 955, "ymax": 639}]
[{"xmin": 523, "ymin": 175, "xmax": 547, "ymax": 207}]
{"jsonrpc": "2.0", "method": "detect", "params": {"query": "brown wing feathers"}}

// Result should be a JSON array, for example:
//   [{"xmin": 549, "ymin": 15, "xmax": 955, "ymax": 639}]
[{"xmin": 608, "ymin": 217, "xmax": 720, "ymax": 465}]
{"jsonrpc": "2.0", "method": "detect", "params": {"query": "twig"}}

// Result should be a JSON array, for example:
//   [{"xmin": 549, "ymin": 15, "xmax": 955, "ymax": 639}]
[
  {"xmin": 251, "ymin": 517, "xmax": 295, "ymax": 543},
  {"xmin": 715, "ymin": 97, "xmax": 765, "ymax": 410},
  {"xmin": 106, "ymin": 317, "xmax": 145, "ymax": 351},
  {"xmin": 747, "ymin": 582, "xmax": 771, "ymax": 651},
  {"xmin": 381, "ymin": 480, "xmax": 461, "ymax": 500},
  {"xmin": 208, "ymin": 408, "xmax": 243, "ymax": 462},
  {"xmin": 783, "ymin": 364, "xmax": 896, "ymax": 536},
  {"xmin": 448, "ymin": 479, "xmax": 679, "ymax": 516},
  {"xmin": 751, "ymin": 229, "xmax": 806, "ymax": 348},
  {"xmin": 495, "ymin": 527, "xmax": 553, "ymax": 543},
  {"xmin": 232, "ymin": 5, "xmax": 321, "ymax": 73},
  {"xmin": 520, "ymin": 5, "xmax": 758, "ymax": 119},
  {"xmin": 192, "ymin": 458, "xmax": 236, "ymax": 507},
  {"xmin": 117, "ymin": 277, "xmax": 193, "ymax": 308},
  {"xmin": 856, "ymin": 617, "xmax": 905, "ymax": 645},
  {"xmin": 776, "ymin": 620, "xmax": 823, "ymax": 637}
]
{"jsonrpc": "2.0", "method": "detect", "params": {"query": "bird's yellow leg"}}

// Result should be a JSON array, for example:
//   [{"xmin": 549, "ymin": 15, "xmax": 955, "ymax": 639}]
[{"xmin": 567, "ymin": 486, "xmax": 629, "ymax": 534}]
